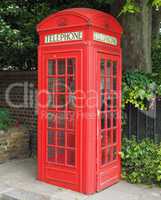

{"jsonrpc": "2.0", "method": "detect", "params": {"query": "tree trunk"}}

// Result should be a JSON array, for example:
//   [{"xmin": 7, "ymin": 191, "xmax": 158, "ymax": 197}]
[
  {"xmin": 152, "ymin": 8, "xmax": 161, "ymax": 42},
  {"xmin": 111, "ymin": 0, "xmax": 152, "ymax": 73}
]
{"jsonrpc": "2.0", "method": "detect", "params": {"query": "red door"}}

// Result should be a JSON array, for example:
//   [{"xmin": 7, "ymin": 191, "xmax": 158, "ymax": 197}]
[
  {"xmin": 43, "ymin": 51, "xmax": 82, "ymax": 191},
  {"xmin": 97, "ymin": 53, "xmax": 122, "ymax": 191}
]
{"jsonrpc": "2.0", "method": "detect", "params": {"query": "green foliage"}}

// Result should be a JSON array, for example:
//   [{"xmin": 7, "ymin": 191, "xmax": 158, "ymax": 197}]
[
  {"xmin": 150, "ymin": 0, "xmax": 161, "ymax": 9},
  {"xmin": 121, "ymin": 0, "xmax": 161, "ymax": 15},
  {"xmin": 0, "ymin": 108, "xmax": 11, "ymax": 131},
  {"xmin": 0, "ymin": 0, "xmax": 160, "ymax": 70},
  {"xmin": 120, "ymin": 0, "xmax": 140, "ymax": 15},
  {"xmin": 0, "ymin": 1, "xmax": 55, "ymax": 70},
  {"xmin": 122, "ymin": 71, "xmax": 156, "ymax": 110},
  {"xmin": 122, "ymin": 137, "xmax": 161, "ymax": 186}
]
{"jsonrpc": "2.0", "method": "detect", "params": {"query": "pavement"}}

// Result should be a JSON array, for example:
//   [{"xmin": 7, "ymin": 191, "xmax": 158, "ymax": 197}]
[{"xmin": 0, "ymin": 159, "xmax": 160, "ymax": 200}]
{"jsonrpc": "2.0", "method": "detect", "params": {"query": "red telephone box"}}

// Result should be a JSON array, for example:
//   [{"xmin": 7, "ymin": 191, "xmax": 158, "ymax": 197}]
[{"xmin": 37, "ymin": 8, "xmax": 123, "ymax": 194}]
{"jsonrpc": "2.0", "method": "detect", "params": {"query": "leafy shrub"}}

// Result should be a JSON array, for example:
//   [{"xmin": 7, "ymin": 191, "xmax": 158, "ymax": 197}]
[
  {"xmin": 122, "ymin": 71, "xmax": 156, "ymax": 110},
  {"xmin": 0, "ymin": 108, "xmax": 12, "ymax": 131},
  {"xmin": 122, "ymin": 137, "xmax": 161, "ymax": 187}
]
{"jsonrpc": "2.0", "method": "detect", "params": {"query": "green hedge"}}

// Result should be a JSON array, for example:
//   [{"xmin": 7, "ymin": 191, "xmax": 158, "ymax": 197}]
[
  {"xmin": 122, "ymin": 137, "xmax": 161, "ymax": 187},
  {"xmin": 0, "ymin": 108, "xmax": 12, "ymax": 131}
]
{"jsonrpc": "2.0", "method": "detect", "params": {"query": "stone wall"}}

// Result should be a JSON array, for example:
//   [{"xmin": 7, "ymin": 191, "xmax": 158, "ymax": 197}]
[{"xmin": 0, "ymin": 127, "xmax": 30, "ymax": 163}]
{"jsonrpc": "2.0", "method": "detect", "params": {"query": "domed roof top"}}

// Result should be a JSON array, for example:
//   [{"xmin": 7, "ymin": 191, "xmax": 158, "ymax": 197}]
[{"xmin": 37, "ymin": 8, "xmax": 123, "ymax": 34}]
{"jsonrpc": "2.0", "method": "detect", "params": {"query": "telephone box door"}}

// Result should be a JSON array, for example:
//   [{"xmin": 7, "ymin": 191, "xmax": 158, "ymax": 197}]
[
  {"xmin": 42, "ymin": 51, "xmax": 81, "ymax": 191},
  {"xmin": 97, "ymin": 53, "xmax": 122, "ymax": 191}
]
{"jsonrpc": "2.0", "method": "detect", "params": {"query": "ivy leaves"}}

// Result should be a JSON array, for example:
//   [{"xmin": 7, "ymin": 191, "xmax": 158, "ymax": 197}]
[
  {"xmin": 122, "ymin": 137, "xmax": 161, "ymax": 186},
  {"xmin": 122, "ymin": 71, "xmax": 157, "ymax": 110}
]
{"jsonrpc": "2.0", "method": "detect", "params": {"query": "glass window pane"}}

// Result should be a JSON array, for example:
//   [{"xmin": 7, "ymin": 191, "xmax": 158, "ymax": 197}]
[
  {"xmin": 48, "ymin": 112, "xmax": 56, "ymax": 128},
  {"xmin": 67, "ymin": 150, "xmax": 75, "ymax": 166},
  {"xmin": 48, "ymin": 60, "xmax": 56, "ymax": 75},
  {"xmin": 48, "ymin": 94, "xmax": 56, "ymax": 109},
  {"xmin": 107, "ymin": 60, "xmax": 111, "ymax": 77},
  {"xmin": 57, "ymin": 95, "xmax": 66, "ymax": 110},
  {"xmin": 113, "ymin": 129, "xmax": 117, "ymax": 143},
  {"xmin": 57, "ymin": 112, "xmax": 65, "ymax": 128},
  {"xmin": 58, "ymin": 59, "xmax": 65, "ymax": 75},
  {"xmin": 68, "ymin": 77, "xmax": 75, "ymax": 92},
  {"xmin": 68, "ymin": 94, "xmax": 76, "ymax": 110},
  {"xmin": 67, "ymin": 112, "xmax": 75, "ymax": 130},
  {"xmin": 113, "ymin": 94, "xmax": 117, "ymax": 109},
  {"xmin": 48, "ymin": 130, "xmax": 56, "ymax": 145},
  {"xmin": 107, "ymin": 95, "xmax": 111, "ymax": 111},
  {"xmin": 106, "ymin": 77, "xmax": 110, "ymax": 92},
  {"xmin": 107, "ymin": 112, "xmax": 111, "ymax": 128},
  {"xmin": 113, "ymin": 78, "xmax": 117, "ymax": 91},
  {"xmin": 101, "ymin": 78, "xmax": 105, "ymax": 94},
  {"xmin": 101, "ymin": 59, "xmax": 105, "ymax": 76},
  {"xmin": 101, "ymin": 131, "xmax": 106, "ymax": 147},
  {"xmin": 101, "ymin": 112, "xmax": 105, "ymax": 129},
  {"xmin": 67, "ymin": 133, "xmax": 75, "ymax": 148},
  {"xmin": 113, "ymin": 112, "xmax": 117, "ymax": 127},
  {"xmin": 68, "ymin": 58, "xmax": 75, "ymax": 75},
  {"xmin": 113, "ymin": 61, "xmax": 117, "ymax": 76},
  {"xmin": 48, "ymin": 147, "xmax": 56, "ymax": 162},
  {"xmin": 57, "ymin": 148, "xmax": 65, "ymax": 164},
  {"xmin": 107, "ymin": 147, "xmax": 111, "ymax": 162},
  {"xmin": 113, "ymin": 146, "xmax": 117, "ymax": 160},
  {"xmin": 48, "ymin": 78, "xmax": 56, "ymax": 92},
  {"xmin": 57, "ymin": 78, "xmax": 65, "ymax": 92},
  {"xmin": 57, "ymin": 131, "xmax": 65, "ymax": 146},
  {"xmin": 102, "ymin": 149, "xmax": 106, "ymax": 165},
  {"xmin": 107, "ymin": 131, "xmax": 111, "ymax": 145},
  {"xmin": 101, "ymin": 94, "xmax": 105, "ymax": 111},
  {"xmin": 47, "ymin": 57, "xmax": 76, "ymax": 167}
]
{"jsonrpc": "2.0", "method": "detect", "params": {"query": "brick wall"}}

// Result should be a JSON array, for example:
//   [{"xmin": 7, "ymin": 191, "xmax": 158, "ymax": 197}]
[{"xmin": 0, "ymin": 71, "xmax": 37, "ymax": 155}]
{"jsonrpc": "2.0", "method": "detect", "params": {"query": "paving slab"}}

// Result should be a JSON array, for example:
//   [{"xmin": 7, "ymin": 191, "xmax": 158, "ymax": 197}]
[
  {"xmin": 51, "ymin": 190, "xmax": 87, "ymax": 200},
  {"xmin": 0, "ymin": 184, "xmax": 12, "ymax": 195},
  {"xmin": 0, "ymin": 159, "xmax": 60, "ymax": 197},
  {"xmin": 0, "ymin": 159, "xmax": 160, "ymax": 200},
  {"xmin": 87, "ymin": 182, "xmax": 161, "ymax": 200},
  {"xmin": 1, "ymin": 188, "xmax": 50, "ymax": 200}
]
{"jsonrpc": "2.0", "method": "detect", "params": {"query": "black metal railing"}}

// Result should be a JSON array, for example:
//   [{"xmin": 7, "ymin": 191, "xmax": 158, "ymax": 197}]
[{"xmin": 123, "ymin": 98, "xmax": 161, "ymax": 143}]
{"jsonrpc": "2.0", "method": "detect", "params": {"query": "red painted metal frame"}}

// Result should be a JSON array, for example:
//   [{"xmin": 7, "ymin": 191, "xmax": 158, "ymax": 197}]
[{"xmin": 37, "ymin": 8, "xmax": 123, "ymax": 194}]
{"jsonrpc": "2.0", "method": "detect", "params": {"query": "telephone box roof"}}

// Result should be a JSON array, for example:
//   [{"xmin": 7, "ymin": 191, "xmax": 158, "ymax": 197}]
[{"xmin": 37, "ymin": 8, "xmax": 123, "ymax": 34}]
